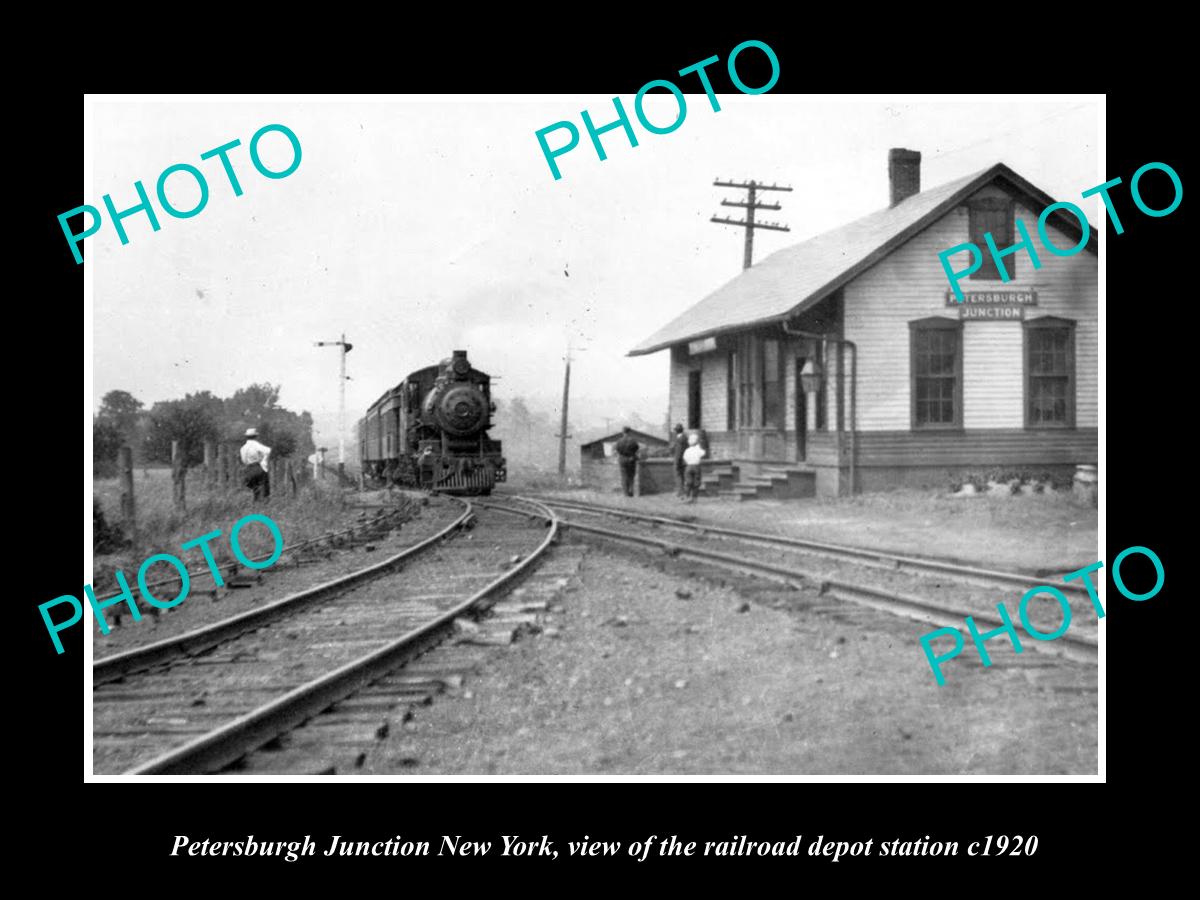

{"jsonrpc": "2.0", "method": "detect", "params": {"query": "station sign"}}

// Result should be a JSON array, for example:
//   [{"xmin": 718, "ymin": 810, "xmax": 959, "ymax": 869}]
[{"xmin": 945, "ymin": 289, "xmax": 1038, "ymax": 320}]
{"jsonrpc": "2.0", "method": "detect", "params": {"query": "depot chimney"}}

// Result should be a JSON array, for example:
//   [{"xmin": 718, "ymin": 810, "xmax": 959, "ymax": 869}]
[{"xmin": 888, "ymin": 148, "xmax": 921, "ymax": 207}]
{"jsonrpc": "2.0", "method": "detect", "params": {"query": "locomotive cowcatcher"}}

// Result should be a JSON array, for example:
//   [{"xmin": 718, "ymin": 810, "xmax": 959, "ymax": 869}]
[{"xmin": 357, "ymin": 350, "xmax": 506, "ymax": 495}]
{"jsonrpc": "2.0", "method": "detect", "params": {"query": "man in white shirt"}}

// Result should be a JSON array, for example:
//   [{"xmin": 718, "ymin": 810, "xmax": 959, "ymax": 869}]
[
  {"xmin": 240, "ymin": 428, "xmax": 272, "ymax": 500},
  {"xmin": 682, "ymin": 432, "xmax": 706, "ymax": 503}
]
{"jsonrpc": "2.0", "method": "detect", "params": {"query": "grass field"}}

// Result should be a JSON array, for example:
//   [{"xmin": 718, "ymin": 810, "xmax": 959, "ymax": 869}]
[{"xmin": 92, "ymin": 467, "xmax": 357, "ymax": 589}]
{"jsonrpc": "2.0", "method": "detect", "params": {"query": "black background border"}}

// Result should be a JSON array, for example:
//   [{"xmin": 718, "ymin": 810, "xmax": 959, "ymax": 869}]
[{"xmin": 20, "ymin": 22, "xmax": 1185, "ymax": 884}]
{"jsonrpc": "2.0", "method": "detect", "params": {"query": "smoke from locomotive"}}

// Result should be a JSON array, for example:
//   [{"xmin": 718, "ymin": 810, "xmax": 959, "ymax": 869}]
[{"xmin": 357, "ymin": 350, "xmax": 506, "ymax": 495}]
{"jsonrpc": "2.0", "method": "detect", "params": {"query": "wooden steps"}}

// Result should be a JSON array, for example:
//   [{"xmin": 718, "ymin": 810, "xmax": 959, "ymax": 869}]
[{"xmin": 705, "ymin": 462, "xmax": 816, "ymax": 501}]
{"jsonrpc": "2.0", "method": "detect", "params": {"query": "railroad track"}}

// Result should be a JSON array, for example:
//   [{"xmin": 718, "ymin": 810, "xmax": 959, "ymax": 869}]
[
  {"xmin": 490, "ymin": 495, "xmax": 1098, "ymax": 661},
  {"xmin": 92, "ymin": 496, "xmax": 558, "ymax": 775},
  {"xmin": 96, "ymin": 502, "xmax": 414, "ymax": 637}
]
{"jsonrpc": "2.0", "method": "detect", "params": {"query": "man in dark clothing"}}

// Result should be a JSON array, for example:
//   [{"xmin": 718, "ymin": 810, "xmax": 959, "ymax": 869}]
[
  {"xmin": 670, "ymin": 423, "xmax": 687, "ymax": 497},
  {"xmin": 614, "ymin": 427, "xmax": 640, "ymax": 497}
]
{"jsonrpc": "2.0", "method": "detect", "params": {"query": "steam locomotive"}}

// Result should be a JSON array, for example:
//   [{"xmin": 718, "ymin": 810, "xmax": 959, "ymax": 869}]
[{"xmin": 357, "ymin": 350, "xmax": 506, "ymax": 495}]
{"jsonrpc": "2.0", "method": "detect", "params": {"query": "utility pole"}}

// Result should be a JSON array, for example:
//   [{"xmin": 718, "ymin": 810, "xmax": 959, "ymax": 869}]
[
  {"xmin": 711, "ymin": 178, "xmax": 793, "ymax": 269},
  {"xmin": 557, "ymin": 347, "xmax": 571, "ymax": 476},
  {"xmin": 314, "ymin": 333, "xmax": 353, "ymax": 480}
]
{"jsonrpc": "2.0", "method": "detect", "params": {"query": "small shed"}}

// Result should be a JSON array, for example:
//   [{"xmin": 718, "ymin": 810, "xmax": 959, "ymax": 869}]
[{"xmin": 579, "ymin": 429, "xmax": 670, "ymax": 493}]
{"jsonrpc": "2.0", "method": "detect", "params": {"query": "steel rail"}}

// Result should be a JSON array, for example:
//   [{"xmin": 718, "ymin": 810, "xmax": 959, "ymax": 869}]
[
  {"xmin": 121, "ymin": 498, "xmax": 559, "ymax": 775},
  {"xmin": 94, "ymin": 500, "xmax": 472, "ymax": 684},
  {"xmin": 519, "ymin": 494, "xmax": 1092, "ymax": 595},
  {"xmin": 486, "ymin": 500, "xmax": 1097, "ymax": 659}
]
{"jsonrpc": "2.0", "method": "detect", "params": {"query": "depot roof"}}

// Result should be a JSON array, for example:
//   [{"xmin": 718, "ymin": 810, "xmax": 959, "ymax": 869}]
[{"xmin": 627, "ymin": 163, "xmax": 1096, "ymax": 356}]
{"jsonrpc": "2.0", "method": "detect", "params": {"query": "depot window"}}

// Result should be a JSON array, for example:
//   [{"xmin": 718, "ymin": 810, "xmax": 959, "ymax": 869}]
[
  {"xmin": 1024, "ymin": 316, "xmax": 1076, "ymax": 428},
  {"xmin": 910, "ymin": 317, "xmax": 962, "ymax": 430},
  {"xmin": 969, "ymin": 198, "xmax": 1014, "ymax": 280}
]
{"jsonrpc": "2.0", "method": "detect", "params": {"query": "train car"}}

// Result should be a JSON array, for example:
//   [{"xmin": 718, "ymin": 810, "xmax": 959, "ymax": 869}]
[{"xmin": 357, "ymin": 350, "xmax": 506, "ymax": 495}]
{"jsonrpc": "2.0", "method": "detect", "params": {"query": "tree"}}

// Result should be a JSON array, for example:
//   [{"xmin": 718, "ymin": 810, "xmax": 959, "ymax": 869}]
[
  {"xmin": 225, "ymin": 383, "xmax": 282, "ymax": 422},
  {"xmin": 222, "ymin": 383, "xmax": 312, "ymax": 459},
  {"xmin": 97, "ymin": 390, "xmax": 146, "ymax": 462},
  {"xmin": 258, "ymin": 422, "xmax": 298, "ymax": 458},
  {"xmin": 93, "ymin": 418, "xmax": 123, "ymax": 476},
  {"xmin": 143, "ymin": 392, "xmax": 222, "ymax": 467},
  {"xmin": 98, "ymin": 389, "xmax": 143, "ymax": 436},
  {"xmin": 117, "ymin": 383, "xmax": 312, "ymax": 468}
]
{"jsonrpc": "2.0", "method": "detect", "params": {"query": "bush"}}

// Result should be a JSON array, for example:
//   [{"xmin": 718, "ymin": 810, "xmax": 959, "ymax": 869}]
[
  {"xmin": 93, "ymin": 419, "xmax": 123, "ymax": 477},
  {"xmin": 93, "ymin": 497, "xmax": 127, "ymax": 553}
]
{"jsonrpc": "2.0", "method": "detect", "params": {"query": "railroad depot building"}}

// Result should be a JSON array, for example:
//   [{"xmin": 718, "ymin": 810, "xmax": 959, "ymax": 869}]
[{"xmin": 629, "ymin": 150, "xmax": 1098, "ymax": 498}]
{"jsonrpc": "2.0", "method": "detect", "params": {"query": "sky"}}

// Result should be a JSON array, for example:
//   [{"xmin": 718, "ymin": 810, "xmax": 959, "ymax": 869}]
[{"xmin": 89, "ymin": 96, "xmax": 1099, "ymax": 444}]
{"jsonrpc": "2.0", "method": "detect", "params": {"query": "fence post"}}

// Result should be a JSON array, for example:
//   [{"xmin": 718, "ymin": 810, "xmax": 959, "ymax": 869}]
[
  {"xmin": 204, "ymin": 441, "xmax": 216, "ymax": 487},
  {"xmin": 171, "ymin": 440, "xmax": 186, "ymax": 511},
  {"xmin": 119, "ymin": 446, "xmax": 137, "ymax": 547}
]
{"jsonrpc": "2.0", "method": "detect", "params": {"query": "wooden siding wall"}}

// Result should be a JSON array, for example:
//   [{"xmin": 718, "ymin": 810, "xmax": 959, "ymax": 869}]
[
  {"xmin": 843, "ymin": 184, "xmax": 1098, "ymax": 432},
  {"xmin": 963, "ymin": 323, "xmax": 1023, "ymax": 427},
  {"xmin": 668, "ymin": 346, "xmax": 689, "ymax": 429},
  {"xmin": 668, "ymin": 346, "xmax": 732, "ymax": 435},
  {"xmin": 853, "ymin": 428, "xmax": 1097, "ymax": 465},
  {"xmin": 706, "ymin": 432, "xmax": 738, "ymax": 459}
]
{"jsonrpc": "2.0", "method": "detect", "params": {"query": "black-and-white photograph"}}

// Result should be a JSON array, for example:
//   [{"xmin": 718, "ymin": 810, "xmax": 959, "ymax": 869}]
[{"xmin": 85, "ymin": 95, "xmax": 1101, "ymax": 777}]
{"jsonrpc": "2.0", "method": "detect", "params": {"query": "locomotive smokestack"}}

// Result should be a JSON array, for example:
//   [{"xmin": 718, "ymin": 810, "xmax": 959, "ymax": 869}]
[{"xmin": 449, "ymin": 349, "xmax": 471, "ymax": 378}]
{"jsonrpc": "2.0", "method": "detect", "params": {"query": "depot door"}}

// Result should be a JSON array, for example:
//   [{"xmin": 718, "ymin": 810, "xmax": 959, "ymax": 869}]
[
  {"xmin": 688, "ymin": 370, "xmax": 702, "ymax": 429},
  {"xmin": 795, "ymin": 358, "xmax": 807, "ymax": 461}
]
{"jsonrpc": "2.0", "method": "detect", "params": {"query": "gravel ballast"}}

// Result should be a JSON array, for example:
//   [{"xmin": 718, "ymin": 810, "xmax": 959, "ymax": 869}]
[{"xmin": 373, "ymin": 544, "xmax": 1097, "ymax": 775}]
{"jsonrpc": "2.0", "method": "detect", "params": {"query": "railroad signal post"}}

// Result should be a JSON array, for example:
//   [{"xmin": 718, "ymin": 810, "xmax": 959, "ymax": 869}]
[
  {"xmin": 711, "ymin": 178, "xmax": 793, "ymax": 269},
  {"xmin": 315, "ymin": 333, "xmax": 353, "ymax": 481}
]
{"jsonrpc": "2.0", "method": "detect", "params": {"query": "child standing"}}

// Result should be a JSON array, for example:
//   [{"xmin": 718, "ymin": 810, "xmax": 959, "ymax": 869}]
[{"xmin": 682, "ymin": 432, "xmax": 706, "ymax": 503}]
